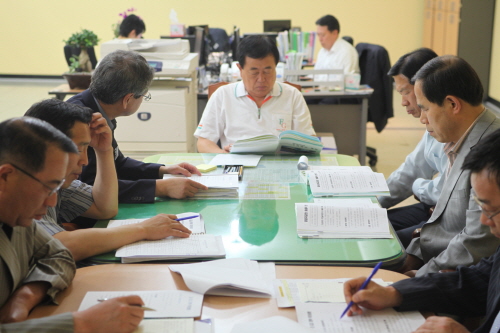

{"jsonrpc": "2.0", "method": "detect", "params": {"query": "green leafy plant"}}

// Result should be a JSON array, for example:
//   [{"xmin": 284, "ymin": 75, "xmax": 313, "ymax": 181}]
[
  {"xmin": 64, "ymin": 29, "xmax": 100, "ymax": 49},
  {"xmin": 67, "ymin": 56, "xmax": 81, "ymax": 73},
  {"xmin": 63, "ymin": 29, "xmax": 99, "ymax": 73}
]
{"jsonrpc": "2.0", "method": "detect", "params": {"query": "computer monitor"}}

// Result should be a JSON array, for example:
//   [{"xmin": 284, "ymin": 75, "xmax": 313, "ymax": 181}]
[
  {"xmin": 232, "ymin": 26, "xmax": 241, "ymax": 61},
  {"xmin": 193, "ymin": 27, "xmax": 208, "ymax": 66},
  {"xmin": 263, "ymin": 20, "xmax": 291, "ymax": 33}
]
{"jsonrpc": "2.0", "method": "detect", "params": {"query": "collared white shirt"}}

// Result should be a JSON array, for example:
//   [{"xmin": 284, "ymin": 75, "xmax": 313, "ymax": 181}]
[
  {"xmin": 194, "ymin": 81, "xmax": 316, "ymax": 148},
  {"xmin": 314, "ymin": 37, "xmax": 360, "ymax": 81}
]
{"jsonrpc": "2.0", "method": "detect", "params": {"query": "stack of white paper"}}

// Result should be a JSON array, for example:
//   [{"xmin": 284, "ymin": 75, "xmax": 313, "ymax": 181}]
[
  {"xmin": 295, "ymin": 203, "xmax": 392, "ymax": 239},
  {"xmin": 296, "ymin": 302, "xmax": 425, "ymax": 333},
  {"xmin": 307, "ymin": 167, "xmax": 390, "ymax": 197},
  {"xmin": 163, "ymin": 174, "xmax": 239, "ymax": 198},
  {"xmin": 169, "ymin": 258, "xmax": 275, "ymax": 298},
  {"xmin": 109, "ymin": 215, "xmax": 226, "ymax": 263}
]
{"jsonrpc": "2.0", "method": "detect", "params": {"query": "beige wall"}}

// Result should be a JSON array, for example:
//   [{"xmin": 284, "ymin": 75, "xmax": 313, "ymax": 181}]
[
  {"xmin": 1, "ymin": 0, "xmax": 423, "ymax": 76},
  {"xmin": 489, "ymin": 2, "xmax": 500, "ymax": 101}
]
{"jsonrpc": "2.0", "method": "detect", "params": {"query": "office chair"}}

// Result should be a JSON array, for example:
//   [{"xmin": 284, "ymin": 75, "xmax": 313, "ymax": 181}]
[
  {"xmin": 342, "ymin": 36, "xmax": 354, "ymax": 45},
  {"xmin": 208, "ymin": 28, "xmax": 230, "ymax": 53},
  {"xmin": 356, "ymin": 43, "xmax": 394, "ymax": 167}
]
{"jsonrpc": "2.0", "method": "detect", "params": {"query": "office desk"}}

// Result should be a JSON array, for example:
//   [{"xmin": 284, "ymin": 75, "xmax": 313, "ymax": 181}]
[
  {"xmin": 197, "ymin": 90, "xmax": 372, "ymax": 165},
  {"xmin": 48, "ymin": 84, "xmax": 84, "ymax": 100},
  {"xmin": 29, "ymin": 264, "xmax": 409, "ymax": 333},
  {"xmin": 90, "ymin": 153, "xmax": 405, "ymax": 269}
]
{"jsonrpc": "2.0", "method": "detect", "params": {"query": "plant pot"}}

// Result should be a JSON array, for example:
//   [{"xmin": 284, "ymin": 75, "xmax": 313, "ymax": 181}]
[{"xmin": 63, "ymin": 73, "xmax": 91, "ymax": 89}]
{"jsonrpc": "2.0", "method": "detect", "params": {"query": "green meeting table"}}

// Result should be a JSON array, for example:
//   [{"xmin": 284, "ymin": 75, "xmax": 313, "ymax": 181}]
[{"xmin": 87, "ymin": 153, "xmax": 405, "ymax": 270}]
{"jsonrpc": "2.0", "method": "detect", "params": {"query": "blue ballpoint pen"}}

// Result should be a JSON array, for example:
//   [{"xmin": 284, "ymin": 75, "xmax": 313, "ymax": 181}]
[
  {"xmin": 175, "ymin": 215, "xmax": 199, "ymax": 222},
  {"xmin": 340, "ymin": 261, "xmax": 383, "ymax": 319}
]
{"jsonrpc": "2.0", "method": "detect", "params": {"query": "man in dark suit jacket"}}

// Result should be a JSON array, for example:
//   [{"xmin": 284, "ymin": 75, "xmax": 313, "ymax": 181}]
[
  {"xmin": 343, "ymin": 129, "xmax": 500, "ymax": 332},
  {"xmin": 68, "ymin": 50, "xmax": 206, "ymax": 204}
]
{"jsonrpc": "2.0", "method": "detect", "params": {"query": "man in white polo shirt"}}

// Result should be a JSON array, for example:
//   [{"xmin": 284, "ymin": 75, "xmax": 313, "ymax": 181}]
[
  {"xmin": 314, "ymin": 14, "xmax": 359, "ymax": 77},
  {"xmin": 195, "ymin": 35, "xmax": 316, "ymax": 153}
]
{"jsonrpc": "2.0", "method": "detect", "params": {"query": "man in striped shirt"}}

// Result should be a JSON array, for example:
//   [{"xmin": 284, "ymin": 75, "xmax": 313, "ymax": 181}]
[{"xmin": 25, "ymin": 100, "xmax": 191, "ymax": 262}]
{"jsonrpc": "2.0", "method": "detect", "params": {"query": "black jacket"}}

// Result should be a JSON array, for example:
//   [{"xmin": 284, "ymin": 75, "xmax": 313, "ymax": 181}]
[
  {"xmin": 67, "ymin": 90, "xmax": 162, "ymax": 203},
  {"xmin": 356, "ymin": 43, "xmax": 394, "ymax": 132}
]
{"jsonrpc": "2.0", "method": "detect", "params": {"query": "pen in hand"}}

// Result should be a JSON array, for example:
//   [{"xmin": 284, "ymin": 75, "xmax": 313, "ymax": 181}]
[
  {"xmin": 175, "ymin": 215, "xmax": 199, "ymax": 222},
  {"xmin": 97, "ymin": 298, "xmax": 156, "ymax": 311},
  {"xmin": 340, "ymin": 261, "xmax": 383, "ymax": 319}
]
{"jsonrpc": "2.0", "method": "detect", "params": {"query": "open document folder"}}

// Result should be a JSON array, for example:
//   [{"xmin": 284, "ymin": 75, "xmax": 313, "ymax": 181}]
[
  {"xmin": 108, "ymin": 213, "xmax": 226, "ymax": 263},
  {"xmin": 163, "ymin": 174, "xmax": 239, "ymax": 198},
  {"xmin": 169, "ymin": 258, "xmax": 275, "ymax": 298},
  {"xmin": 230, "ymin": 130, "xmax": 323, "ymax": 155},
  {"xmin": 295, "ymin": 203, "xmax": 392, "ymax": 239}
]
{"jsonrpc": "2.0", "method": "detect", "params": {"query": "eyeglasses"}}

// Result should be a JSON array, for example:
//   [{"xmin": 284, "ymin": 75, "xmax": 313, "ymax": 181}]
[
  {"xmin": 11, "ymin": 163, "xmax": 65, "ymax": 197},
  {"xmin": 141, "ymin": 92, "xmax": 151, "ymax": 102},
  {"xmin": 473, "ymin": 194, "xmax": 500, "ymax": 220}
]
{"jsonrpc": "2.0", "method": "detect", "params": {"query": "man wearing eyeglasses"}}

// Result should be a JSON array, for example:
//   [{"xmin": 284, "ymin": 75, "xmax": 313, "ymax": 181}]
[
  {"xmin": 344, "ymin": 128, "xmax": 500, "ymax": 333},
  {"xmin": 195, "ymin": 35, "xmax": 315, "ymax": 153},
  {"xmin": 0, "ymin": 117, "xmax": 146, "ymax": 332},
  {"xmin": 392, "ymin": 56, "xmax": 500, "ymax": 278},
  {"xmin": 68, "ymin": 50, "xmax": 207, "ymax": 206}
]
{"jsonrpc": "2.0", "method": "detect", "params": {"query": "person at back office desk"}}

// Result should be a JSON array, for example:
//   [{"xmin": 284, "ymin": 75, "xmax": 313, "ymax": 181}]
[
  {"xmin": 68, "ymin": 50, "xmax": 207, "ymax": 204},
  {"xmin": 0, "ymin": 117, "xmax": 145, "ymax": 333},
  {"xmin": 117, "ymin": 14, "xmax": 146, "ymax": 39},
  {"xmin": 26, "ymin": 99, "xmax": 191, "ymax": 262},
  {"xmin": 377, "ymin": 48, "xmax": 445, "ymax": 248},
  {"xmin": 314, "ymin": 14, "xmax": 359, "ymax": 77},
  {"xmin": 395, "ymin": 56, "xmax": 500, "ymax": 278},
  {"xmin": 344, "ymin": 129, "xmax": 500, "ymax": 333},
  {"xmin": 195, "ymin": 35, "xmax": 316, "ymax": 153}
]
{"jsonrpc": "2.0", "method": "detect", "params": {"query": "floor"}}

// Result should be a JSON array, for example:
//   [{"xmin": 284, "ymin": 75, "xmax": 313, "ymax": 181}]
[{"xmin": 0, "ymin": 77, "xmax": 423, "ymax": 208}]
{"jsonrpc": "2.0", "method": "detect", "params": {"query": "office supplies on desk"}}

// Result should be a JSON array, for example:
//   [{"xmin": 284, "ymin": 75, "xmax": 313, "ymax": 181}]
[
  {"xmin": 209, "ymin": 154, "xmax": 262, "ymax": 167},
  {"xmin": 230, "ymin": 130, "xmax": 323, "ymax": 155},
  {"xmin": 169, "ymin": 258, "xmax": 275, "ymax": 298},
  {"xmin": 297, "ymin": 155, "xmax": 308, "ymax": 170},
  {"xmin": 224, "ymin": 165, "xmax": 244, "ymax": 180},
  {"xmin": 295, "ymin": 203, "xmax": 392, "ymax": 239},
  {"xmin": 80, "ymin": 290, "xmax": 203, "ymax": 318},
  {"xmin": 175, "ymin": 215, "xmax": 200, "ymax": 222},
  {"xmin": 196, "ymin": 164, "xmax": 217, "ymax": 173},
  {"xmin": 340, "ymin": 262, "xmax": 382, "ymax": 319}
]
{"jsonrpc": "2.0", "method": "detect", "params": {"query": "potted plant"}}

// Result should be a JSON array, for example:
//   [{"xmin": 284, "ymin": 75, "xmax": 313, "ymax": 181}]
[{"xmin": 63, "ymin": 29, "xmax": 100, "ymax": 89}]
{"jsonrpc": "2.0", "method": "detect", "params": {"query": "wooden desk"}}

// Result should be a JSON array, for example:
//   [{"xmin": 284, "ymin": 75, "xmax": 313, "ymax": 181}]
[
  {"xmin": 48, "ymin": 84, "xmax": 84, "ymax": 100},
  {"xmin": 29, "ymin": 264, "xmax": 409, "ymax": 333}
]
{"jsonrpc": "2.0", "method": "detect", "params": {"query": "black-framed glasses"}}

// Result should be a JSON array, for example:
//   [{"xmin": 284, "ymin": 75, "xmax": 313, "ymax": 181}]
[
  {"xmin": 11, "ymin": 163, "xmax": 65, "ymax": 197},
  {"xmin": 141, "ymin": 92, "xmax": 151, "ymax": 101},
  {"xmin": 473, "ymin": 194, "xmax": 500, "ymax": 220}
]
